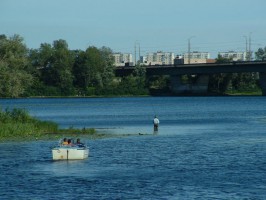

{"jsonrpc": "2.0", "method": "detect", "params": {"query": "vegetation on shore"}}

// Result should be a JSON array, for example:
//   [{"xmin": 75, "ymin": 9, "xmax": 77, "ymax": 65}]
[
  {"xmin": 0, "ymin": 108, "xmax": 102, "ymax": 142},
  {"xmin": 1, "ymin": 34, "xmax": 266, "ymax": 98},
  {"xmin": 225, "ymin": 90, "xmax": 262, "ymax": 96}
]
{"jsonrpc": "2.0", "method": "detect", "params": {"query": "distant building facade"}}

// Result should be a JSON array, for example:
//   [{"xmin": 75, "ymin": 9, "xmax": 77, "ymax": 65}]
[
  {"xmin": 113, "ymin": 53, "xmax": 133, "ymax": 67},
  {"xmin": 113, "ymin": 50, "xmax": 220, "ymax": 66},
  {"xmin": 183, "ymin": 51, "xmax": 211, "ymax": 64},
  {"xmin": 218, "ymin": 51, "xmax": 248, "ymax": 61},
  {"xmin": 140, "ymin": 51, "xmax": 175, "ymax": 65},
  {"xmin": 174, "ymin": 55, "xmax": 215, "ymax": 65}
]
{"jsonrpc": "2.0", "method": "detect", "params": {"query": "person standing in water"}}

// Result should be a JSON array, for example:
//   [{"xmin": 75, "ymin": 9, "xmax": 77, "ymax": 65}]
[{"xmin": 153, "ymin": 115, "xmax": 160, "ymax": 132}]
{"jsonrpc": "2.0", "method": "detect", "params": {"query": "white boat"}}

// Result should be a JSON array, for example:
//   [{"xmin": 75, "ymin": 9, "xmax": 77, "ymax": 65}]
[{"xmin": 52, "ymin": 138, "xmax": 89, "ymax": 160}]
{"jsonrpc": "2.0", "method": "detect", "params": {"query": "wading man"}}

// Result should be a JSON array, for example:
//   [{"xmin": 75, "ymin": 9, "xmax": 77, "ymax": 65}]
[{"xmin": 153, "ymin": 115, "xmax": 160, "ymax": 132}]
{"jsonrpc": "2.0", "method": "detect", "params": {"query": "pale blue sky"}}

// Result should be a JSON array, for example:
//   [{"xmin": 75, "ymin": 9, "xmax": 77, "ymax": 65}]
[{"xmin": 1, "ymin": 0, "xmax": 266, "ymax": 58}]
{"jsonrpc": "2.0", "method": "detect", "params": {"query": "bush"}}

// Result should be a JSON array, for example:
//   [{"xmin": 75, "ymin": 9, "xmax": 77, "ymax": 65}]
[{"xmin": 0, "ymin": 108, "xmax": 58, "ymax": 140}]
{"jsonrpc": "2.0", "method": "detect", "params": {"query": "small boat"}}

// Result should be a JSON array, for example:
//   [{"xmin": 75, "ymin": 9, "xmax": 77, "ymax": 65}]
[{"xmin": 52, "ymin": 138, "xmax": 89, "ymax": 160}]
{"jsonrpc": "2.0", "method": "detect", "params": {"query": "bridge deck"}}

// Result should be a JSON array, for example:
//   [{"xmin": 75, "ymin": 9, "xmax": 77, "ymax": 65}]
[{"xmin": 115, "ymin": 61, "xmax": 266, "ymax": 76}]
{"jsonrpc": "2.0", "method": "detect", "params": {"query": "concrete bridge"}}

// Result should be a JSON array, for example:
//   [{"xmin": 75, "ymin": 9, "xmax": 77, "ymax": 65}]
[{"xmin": 115, "ymin": 61, "xmax": 266, "ymax": 95}]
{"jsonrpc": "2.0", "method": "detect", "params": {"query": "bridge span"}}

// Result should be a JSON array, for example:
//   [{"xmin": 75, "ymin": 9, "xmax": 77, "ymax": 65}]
[{"xmin": 115, "ymin": 61, "xmax": 266, "ymax": 95}]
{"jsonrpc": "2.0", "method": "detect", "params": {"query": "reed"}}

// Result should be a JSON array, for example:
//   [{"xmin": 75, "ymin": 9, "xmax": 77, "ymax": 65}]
[
  {"xmin": 0, "ymin": 108, "xmax": 98, "ymax": 142},
  {"xmin": 57, "ymin": 126, "xmax": 96, "ymax": 135},
  {"xmin": 0, "ymin": 108, "xmax": 58, "ymax": 141}
]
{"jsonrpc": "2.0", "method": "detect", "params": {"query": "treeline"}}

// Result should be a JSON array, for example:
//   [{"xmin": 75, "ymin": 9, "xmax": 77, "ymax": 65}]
[
  {"xmin": 0, "ymin": 34, "xmax": 148, "ymax": 97},
  {"xmin": 0, "ymin": 34, "xmax": 265, "ymax": 97}
]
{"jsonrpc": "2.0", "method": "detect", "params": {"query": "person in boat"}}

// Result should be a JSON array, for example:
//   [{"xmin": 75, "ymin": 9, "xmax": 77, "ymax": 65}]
[
  {"xmin": 62, "ymin": 138, "xmax": 68, "ymax": 145},
  {"xmin": 67, "ymin": 139, "xmax": 73, "ymax": 146},
  {"xmin": 153, "ymin": 115, "xmax": 159, "ymax": 132},
  {"xmin": 76, "ymin": 138, "xmax": 85, "ymax": 147}
]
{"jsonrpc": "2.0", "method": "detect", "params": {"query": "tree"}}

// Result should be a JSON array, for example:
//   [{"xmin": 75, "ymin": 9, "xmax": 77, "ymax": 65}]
[
  {"xmin": 32, "ymin": 40, "xmax": 75, "ymax": 95},
  {"xmin": 72, "ymin": 50, "xmax": 88, "ymax": 91},
  {"xmin": 208, "ymin": 55, "xmax": 232, "ymax": 93},
  {"xmin": 0, "ymin": 34, "xmax": 33, "ymax": 97},
  {"xmin": 133, "ymin": 64, "xmax": 147, "ymax": 91},
  {"xmin": 99, "ymin": 46, "xmax": 115, "ymax": 88},
  {"xmin": 29, "ymin": 43, "xmax": 53, "ymax": 69},
  {"xmin": 255, "ymin": 47, "xmax": 266, "ymax": 61},
  {"xmin": 52, "ymin": 40, "xmax": 75, "ymax": 95},
  {"xmin": 72, "ymin": 47, "xmax": 102, "ymax": 92},
  {"xmin": 115, "ymin": 64, "xmax": 148, "ymax": 95},
  {"xmin": 0, "ymin": 34, "xmax": 29, "ymax": 70},
  {"xmin": 208, "ymin": 55, "xmax": 259, "ymax": 94},
  {"xmin": 73, "ymin": 46, "xmax": 115, "ymax": 95}
]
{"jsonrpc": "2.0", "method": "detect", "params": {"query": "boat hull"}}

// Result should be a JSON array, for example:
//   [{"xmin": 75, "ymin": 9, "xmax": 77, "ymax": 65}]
[{"xmin": 52, "ymin": 147, "xmax": 89, "ymax": 160}]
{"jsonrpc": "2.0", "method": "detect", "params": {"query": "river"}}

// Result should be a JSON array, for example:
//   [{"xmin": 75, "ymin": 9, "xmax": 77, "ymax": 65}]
[{"xmin": 0, "ymin": 97, "xmax": 266, "ymax": 199}]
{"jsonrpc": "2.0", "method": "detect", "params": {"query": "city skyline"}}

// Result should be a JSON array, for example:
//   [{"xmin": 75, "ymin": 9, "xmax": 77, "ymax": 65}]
[
  {"xmin": 112, "ymin": 50, "xmax": 250, "ymax": 66},
  {"xmin": 1, "ymin": 0, "xmax": 266, "ymax": 58}
]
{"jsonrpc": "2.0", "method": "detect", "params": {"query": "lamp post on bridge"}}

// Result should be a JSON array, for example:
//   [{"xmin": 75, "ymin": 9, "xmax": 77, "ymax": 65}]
[
  {"xmin": 249, "ymin": 32, "xmax": 252, "ymax": 61},
  {"xmin": 244, "ymin": 33, "xmax": 252, "ymax": 61},
  {"xmin": 134, "ymin": 41, "xmax": 140, "ymax": 65},
  {"xmin": 243, "ymin": 35, "xmax": 248, "ymax": 61},
  {"xmin": 188, "ymin": 36, "xmax": 195, "ymax": 64}
]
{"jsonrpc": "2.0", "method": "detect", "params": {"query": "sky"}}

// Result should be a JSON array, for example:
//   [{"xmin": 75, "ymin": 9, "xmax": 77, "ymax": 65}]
[{"xmin": 1, "ymin": 0, "xmax": 266, "ymax": 58}]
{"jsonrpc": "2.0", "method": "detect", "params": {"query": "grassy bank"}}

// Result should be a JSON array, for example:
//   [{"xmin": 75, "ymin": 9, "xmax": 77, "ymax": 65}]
[
  {"xmin": 0, "ymin": 108, "xmax": 107, "ymax": 142},
  {"xmin": 226, "ymin": 91, "xmax": 262, "ymax": 96}
]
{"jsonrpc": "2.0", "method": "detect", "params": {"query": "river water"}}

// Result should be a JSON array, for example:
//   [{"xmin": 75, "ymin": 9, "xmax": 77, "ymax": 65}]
[{"xmin": 0, "ymin": 97, "xmax": 266, "ymax": 199}]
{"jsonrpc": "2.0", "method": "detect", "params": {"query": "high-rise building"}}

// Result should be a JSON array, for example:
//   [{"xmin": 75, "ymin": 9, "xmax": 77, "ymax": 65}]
[
  {"xmin": 183, "ymin": 51, "xmax": 210, "ymax": 64},
  {"xmin": 184, "ymin": 51, "xmax": 210, "ymax": 59},
  {"xmin": 218, "ymin": 51, "xmax": 248, "ymax": 61},
  {"xmin": 113, "ymin": 53, "xmax": 133, "ymax": 67},
  {"xmin": 140, "ymin": 51, "xmax": 175, "ymax": 65}
]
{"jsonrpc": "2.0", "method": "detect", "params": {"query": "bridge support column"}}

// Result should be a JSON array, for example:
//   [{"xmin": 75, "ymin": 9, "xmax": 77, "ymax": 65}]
[
  {"xmin": 259, "ymin": 72, "xmax": 266, "ymax": 96},
  {"xmin": 191, "ymin": 75, "xmax": 209, "ymax": 94},
  {"xmin": 170, "ymin": 75, "xmax": 209, "ymax": 94},
  {"xmin": 170, "ymin": 75, "xmax": 187, "ymax": 94}
]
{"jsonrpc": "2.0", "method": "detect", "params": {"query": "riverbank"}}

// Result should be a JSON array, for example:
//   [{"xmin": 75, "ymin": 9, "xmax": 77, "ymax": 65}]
[
  {"xmin": 0, "ymin": 130, "xmax": 133, "ymax": 143},
  {"xmin": 0, "ymin": 89, "xmax": 262, "ymax": 99},
  {"xmin": 0, "ymin": 108, "xmax": 132, "ymax": 143},
  {"xmin": 0, "ymin": 124, "xmax": 136, "ymax": 143}
]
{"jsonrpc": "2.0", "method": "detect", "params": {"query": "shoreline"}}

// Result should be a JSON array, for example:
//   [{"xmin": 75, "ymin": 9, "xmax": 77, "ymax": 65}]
[
  {"xmin": 0, "ymin": 90, "xmax": 263, "ymax": 100},
  {"xmin": 0, "ymin": 108, "xmax": 138, "ymax": 143},
  {"xmin": 0, "ymin": 131, "xmax": 138, "ymax": 143}
]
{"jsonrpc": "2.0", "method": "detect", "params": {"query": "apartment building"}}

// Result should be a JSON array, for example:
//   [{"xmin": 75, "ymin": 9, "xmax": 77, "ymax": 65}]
[
  {"xmin": 183, "ymin": 51, "xmax": 211, "ymax": 64},
  {"xmin": 113, "ymin": 53, "xmax": 133, "ymax": 67},
  {"xmin": 140, "ymin": 51, "xmax": 175, "ymax": 65},
  {"xmin": 218, "ymin": 51, "xmax": 248, "ymax": 61}
]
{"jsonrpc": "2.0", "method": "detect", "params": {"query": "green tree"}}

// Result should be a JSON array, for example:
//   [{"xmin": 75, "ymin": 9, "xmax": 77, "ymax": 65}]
[
  {"xmin": 28, "ymin": 44, "xmax": 58, "ymax": 96},
  {"xmin": 31, "ymin": 40, "xmax": 75, "ymax": 95},
  {"xmin": 0, "ymin": 34, "xmax": 33, "ymax": 97},
  {"xmin": 72, "ymin": 50, "xmax": 88, "ymax": 92},
  {"xmin": 73, "ymin": 46, "xmax": 115, "ymax": 95},
  {"xmin": 116, "ymin": 64, "xmax": 148, "ymax": 95},
  {"xmin": 30, "ymin": 43, "xmax": 53, "ymax": 69},
  {"xmin": 133, "ymin": 64, "xmax": 147, "ymax": 92},
  {"xmin": 255, "ymin": 47, "xmax": 266, "ymax": 61},
  {"xmin": 209, "ymin": 55, "xmax": 259, "ymax": 94},
  {"xmin": 52, "ymin": 40, "xmax": 75, "ymax": 95},
  {"xmin": 99, "ymin": 47, "xmax": 115, "ymax": 88},
  {"xmin": 73, "ymin": 47, "xmax": 102, "ymax": 94},
  {"xmin": 208, "ymin": 55, "xmax": 232, "ymax": 94}
]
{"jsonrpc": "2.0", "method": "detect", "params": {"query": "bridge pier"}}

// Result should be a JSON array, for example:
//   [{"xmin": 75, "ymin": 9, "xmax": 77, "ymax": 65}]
[
  {"xmin": 170, "ymin": 75, "xmax": 209, "ymax": 94},
  {"xmin": 193, "ymin": 75, "xmax": 209, "ymax": 94},
  {"xmin": 259, "ymin": 72, "xmax": 266, "ymax": 96},
  {"xmin": 170, "ymin": 75, "xmax": 185, "ymax": 94}
]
